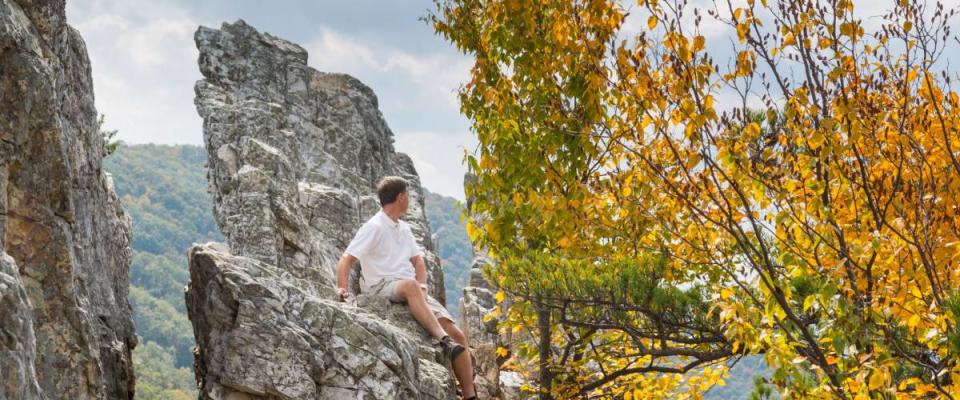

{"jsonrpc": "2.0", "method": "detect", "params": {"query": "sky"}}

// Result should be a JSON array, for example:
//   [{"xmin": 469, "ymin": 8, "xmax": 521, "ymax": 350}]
[
  {"xmin": 66, "ymin": 0, "xmax": 476, "ymax": 200},
  {"xmin": 66, "ymin": 0, "xmax": 958, "ymax": 200}
]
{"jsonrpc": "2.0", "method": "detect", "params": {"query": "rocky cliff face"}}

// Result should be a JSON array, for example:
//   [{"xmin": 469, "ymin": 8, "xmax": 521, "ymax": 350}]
[
  {"xmin": 458, "ymin": 252, "xmax": 504, "ymax": 399},
  {"xmin": 193, "ymin": 19, "xmax": 443, "ymax": 301},
  {"xmin": 458, "ymin": 253, "xmax": 522, "ymax": 400},
  {"xmin": 0, "ymin": 254, "xmax": 42, "ymax": 399},
  {"xmin": 187, "ymin": 20, "xmax": 463, "ymax": 399},
  {"xmin": 0, "ymin": 0, "xmax": 137, "ymax": 398}
]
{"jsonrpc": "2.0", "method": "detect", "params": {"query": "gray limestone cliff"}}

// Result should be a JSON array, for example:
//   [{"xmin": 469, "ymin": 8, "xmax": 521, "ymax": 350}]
[
  {"xmin": 186, "ymin": 20, "xmax": 465, "ymax": 399},
  {"xmin": 0, "ymin": 0, "xmax": 137, "ymax": 398},
  {"xmin": 0, "ymin": 253, "xmax": 41, "ymax": 399}
]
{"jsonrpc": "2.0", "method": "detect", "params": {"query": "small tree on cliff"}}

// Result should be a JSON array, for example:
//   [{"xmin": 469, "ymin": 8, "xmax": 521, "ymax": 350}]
[
  {"xmin": 99, "ymin": 113, "xmax": 119, "ymax": 156},
  {"xmin": 432, "ymin": 0, "xmax": 960, "ymax": 398}
]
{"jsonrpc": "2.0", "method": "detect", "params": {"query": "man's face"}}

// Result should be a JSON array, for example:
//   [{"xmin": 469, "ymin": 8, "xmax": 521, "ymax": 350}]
[{"xmin": 398, "ymin": 191, "xmax": 409, "ymax": 214}]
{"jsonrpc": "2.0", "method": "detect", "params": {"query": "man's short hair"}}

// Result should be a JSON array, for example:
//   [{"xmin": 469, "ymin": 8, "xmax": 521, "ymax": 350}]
[{"xmin": 377, "ymin": 176, "xmax": 408, "ymax": 206}]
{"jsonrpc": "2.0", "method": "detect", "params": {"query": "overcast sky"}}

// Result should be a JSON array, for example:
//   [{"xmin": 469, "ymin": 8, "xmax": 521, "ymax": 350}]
[
  {"xmin": 66, "ymin": 0, "xmax": 476, "ymax": 199},
  {"xmin": 66, "ymin": 0, "xmax": 957, "ymax": 200}
]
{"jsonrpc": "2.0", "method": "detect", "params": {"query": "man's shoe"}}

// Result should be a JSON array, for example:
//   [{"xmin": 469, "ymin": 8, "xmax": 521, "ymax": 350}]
[{"xmin": 439, "ymin": 335, "xmax": 465, "ymax": 360}]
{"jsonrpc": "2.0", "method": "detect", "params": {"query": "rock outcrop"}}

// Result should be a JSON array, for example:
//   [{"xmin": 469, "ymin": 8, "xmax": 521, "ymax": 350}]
[
  {"xmin": 0, "ymin": 253, "xmax": 42, "ymax": 399},
  {"xmin": 187, "ymin": 20, "xmax": 463, "ymax": 399},
  {"xmin": 458, "ymin": 253, "xmax": 502, "ymax": 398},
  {"xmin": 458, "ymin": 254, "xmax": 522, "ymax": 400},
  {"xmin": 0, "ymin": 0, "xmax": 137, "ymax": 398}
]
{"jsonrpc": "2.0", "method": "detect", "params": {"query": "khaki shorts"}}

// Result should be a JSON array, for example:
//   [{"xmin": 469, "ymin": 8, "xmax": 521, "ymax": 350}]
[{"xmin": 367, "ymin": 278, "xmax": 454, "ymax": 323}]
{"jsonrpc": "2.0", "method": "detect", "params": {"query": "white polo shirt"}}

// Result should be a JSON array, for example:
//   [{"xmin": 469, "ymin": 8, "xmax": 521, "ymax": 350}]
[{"xmin": 345, "ymin": 210, "xmax": 422, "ymax": 290}]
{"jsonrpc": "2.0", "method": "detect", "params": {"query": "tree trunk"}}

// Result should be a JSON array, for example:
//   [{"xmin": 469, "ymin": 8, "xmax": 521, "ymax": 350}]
[{"xmin": 537, "ymin": 300, "xmax": 553, "ymax": 400}]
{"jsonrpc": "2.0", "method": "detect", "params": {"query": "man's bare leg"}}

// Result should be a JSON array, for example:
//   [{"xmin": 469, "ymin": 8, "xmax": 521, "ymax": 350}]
[
  {"xmin": 440, "ymin": 318, "xmax": 477, "ymax": 399},
  {"xmin": 396, "ymin": 279, "xmax": 447, "ymax": 339},
  {"xmin": 397, "ymin": 279, "xmax": 477, "ymax": 398}
]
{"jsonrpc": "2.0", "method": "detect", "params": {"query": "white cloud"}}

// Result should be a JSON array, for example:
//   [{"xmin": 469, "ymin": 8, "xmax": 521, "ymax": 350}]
[
  {"xmin": 68, "ymin": 0, "xmax": 207, "ymax": 145},
  {"xmin": 619, "ymin": 0, "xmax": 736, "ymax": 40},
  {"xmin": 387, "ymin": 53, "xmax": 471, "ymax": 107},
  {"xmin": 394, "ymin": 131, "xmax": 477, "ymax": 200},
  {"xmin": 303, "ymin": 27, "xmax": 476, "ymax": 197},
  {"xmin": 121, "ymin": 18, "xmax": 198, "ymax": 68},
  {"xmin": 304, "ymin": 28, "xmax": 382, "ymax": 72},
  {"xmin": 305, "ymin": 28, "xmax": 471, "ymax": 108},
  {"xmin": 73, "ymin": 13, "xmax": 129, "ymax": 32}
]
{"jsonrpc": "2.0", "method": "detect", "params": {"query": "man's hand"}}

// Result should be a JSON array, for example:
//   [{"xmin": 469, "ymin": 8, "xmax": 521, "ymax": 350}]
[{"xmin": 335, "ymin": 253, "xmax": 357, "ymax": 302}]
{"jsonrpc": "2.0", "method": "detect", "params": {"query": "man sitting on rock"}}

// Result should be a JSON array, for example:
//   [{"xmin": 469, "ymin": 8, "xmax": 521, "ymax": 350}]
[{"xmin": 336, "ymin": 176, "xmax": 479, "ymax": 400}]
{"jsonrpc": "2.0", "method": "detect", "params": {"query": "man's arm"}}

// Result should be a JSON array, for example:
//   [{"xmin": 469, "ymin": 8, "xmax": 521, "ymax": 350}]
[
  {"xmin": 336, "ymin": 253, "xmax": 357, "ymax": 299},
  {"xmin": 411, "ymin": 254, "xmax": 427, "ymax": 286}
]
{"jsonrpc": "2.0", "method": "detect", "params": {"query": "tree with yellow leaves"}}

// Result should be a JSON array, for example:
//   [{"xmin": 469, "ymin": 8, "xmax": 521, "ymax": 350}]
[{"xmin": 432, "ymin": 0, "xmax": 960, "ymax": 398}]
